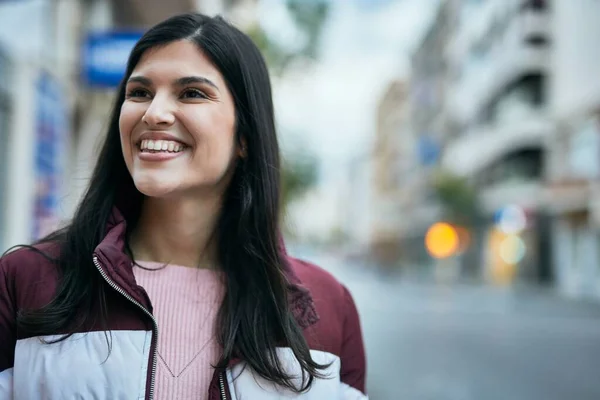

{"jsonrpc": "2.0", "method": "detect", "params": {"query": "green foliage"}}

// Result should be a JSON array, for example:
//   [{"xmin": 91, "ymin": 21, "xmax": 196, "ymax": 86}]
[
  {"xmin": 432, "ymin": 170, "xmax": 480, "ymax": 225},
  {"xmin": 243, "ymin": 1, "xmax": 327, "ymax": 208},
  {"xmin": 241, "ymin": 1, "xmax": 327, "ymax": 213},
  {"xmin": 281, "ymin": 152, "xmax": 318, "ymax": 209},
  {"xmin": 285, "ymin": 0, "xmax": 329, "ymax": 59},
  {"xmin": 245, "ymin": 25, "xmax": 294, "ymax": 75},
  {"xmin": 245, "ymin": 0, "xmax": 330, "ymax": 74}
]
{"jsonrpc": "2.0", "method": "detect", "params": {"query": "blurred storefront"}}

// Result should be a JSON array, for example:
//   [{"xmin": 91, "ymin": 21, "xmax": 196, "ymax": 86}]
[
  {"xmin": 547, "ymin": 117, "xmax": 600, "ymax": 299},
  {"xmin": 546, "ymin": 0, "xmax": 600, "ymax": 300}
]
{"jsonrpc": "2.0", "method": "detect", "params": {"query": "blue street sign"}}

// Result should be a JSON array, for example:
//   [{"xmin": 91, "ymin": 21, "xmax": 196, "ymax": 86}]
[
  {"xmin": 417, "ymin": 135, "xmax": 440, "ymax": 166},
  {"xmin": 82, "ymin": 31, "xmax": 143, "ymax": 88}
]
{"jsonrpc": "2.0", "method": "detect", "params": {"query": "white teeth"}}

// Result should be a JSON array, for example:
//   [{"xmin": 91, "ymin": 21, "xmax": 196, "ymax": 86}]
[{"xmin": 139, "ymin": 139, "xmax": 185, "ymax": 153}]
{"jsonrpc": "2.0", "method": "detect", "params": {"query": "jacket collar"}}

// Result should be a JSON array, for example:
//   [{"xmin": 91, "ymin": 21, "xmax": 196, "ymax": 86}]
[{"xmin": 93, "ymin": 207, "xmax": 319, "ymax": 330}]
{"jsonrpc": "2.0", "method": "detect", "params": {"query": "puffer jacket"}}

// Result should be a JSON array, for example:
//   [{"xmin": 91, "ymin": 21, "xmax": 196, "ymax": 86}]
[{"xmin": 0, "ymin": 208, "xmax": 367, "ymax": 399}]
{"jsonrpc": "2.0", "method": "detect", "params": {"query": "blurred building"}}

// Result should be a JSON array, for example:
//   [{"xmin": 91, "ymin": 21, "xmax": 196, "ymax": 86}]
[
  {"xmin": 369, "ymin": 80, "xmax": 410, "ymax": 265},
  {"xmin": 403, "ymin": 0, "xmax": 459, "ymax": 267},
  {"xmin": 407, "ymin": 0, "xmax": 600, "ymax": 295},
  {"xmin": 547, "ymin": 0, "xmax": 600, "ymax": 299},
  {"xmin": 440, "ymin": 0, "xmax": 553, "ymax": 283},
  {"xmin": 1, "ymin": 0, "xmax": 82, "ymax": 251}
]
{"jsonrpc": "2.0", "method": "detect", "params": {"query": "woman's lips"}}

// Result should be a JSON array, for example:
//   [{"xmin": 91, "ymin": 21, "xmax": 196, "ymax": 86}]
[{"xmin": 136, "ymin": 139, "xmax": 189, "ymax": 162}]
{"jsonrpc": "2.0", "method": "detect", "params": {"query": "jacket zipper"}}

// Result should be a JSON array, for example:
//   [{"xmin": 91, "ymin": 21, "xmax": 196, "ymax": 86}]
[
  {"xmin": 93, "ymin": 256, "xmax": 159, "ymax": 400},
  {"xmin": 219, "ymin": 371, "xmax": 227, "ymax": 400}
]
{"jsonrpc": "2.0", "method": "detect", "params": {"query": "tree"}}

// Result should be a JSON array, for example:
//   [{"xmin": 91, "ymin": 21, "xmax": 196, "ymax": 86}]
[
  {"xmin": 281, "ymin": 151, "xmax": 318, "ymax": 210},
  {"xmin": 431, "ymin": 169, "xmax": 483, "ymax": 277},
  {"xmin": 431, "ymin": 169, "xmax": 480, "ymax": 225},
  {"xmin": 285, "ymin": 0, "xmax": 329, "ymax": 59},
  {"xmin": 243, "ymin": 1, "xmax": 328, "ymax": 210},
  {"xmin": 245, "ymin": 0, "xmax": 330, "ymax": 75}
]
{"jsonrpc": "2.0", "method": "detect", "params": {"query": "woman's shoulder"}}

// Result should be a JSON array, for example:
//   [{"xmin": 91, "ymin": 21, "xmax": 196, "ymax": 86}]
[
  {"xmin": 1, "ymin": 241, "xmax": 60, "ymax": 269},
  {"xmin": 286, "ymin": 255, "xmax": 365, "ymax": 379},
  {"xmin": 286, "ymin": 255, "xmax": 352, "ymax": 305},
  {"xmin": 1, "ymin": 242, "xmax": 61, "ymax": 305}
]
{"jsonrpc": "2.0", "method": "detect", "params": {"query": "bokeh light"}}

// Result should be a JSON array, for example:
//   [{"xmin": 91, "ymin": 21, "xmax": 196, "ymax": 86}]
[
  {"xmin": 496, "ymin": 205, "xmax": 527, "ymax": 234},
  {"xmin": 425, "ymin": 222, "xmax": 459, "ymax": 259},
  {"xmin": 499, "ymin": 235, "xmax": 527, "ymax": 265}
]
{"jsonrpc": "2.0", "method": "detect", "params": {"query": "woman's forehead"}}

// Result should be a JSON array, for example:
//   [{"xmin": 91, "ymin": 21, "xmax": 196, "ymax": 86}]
[{"xmin": 132, "ymin": 40, "xmax": 223, "ymax": 84}]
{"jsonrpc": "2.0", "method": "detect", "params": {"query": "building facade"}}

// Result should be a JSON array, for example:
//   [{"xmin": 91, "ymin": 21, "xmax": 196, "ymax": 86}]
[
  {"xmin": 1, "ymin": 0, "xmax": 83, "ymax": 252},
  {"xmin": 440, "ymin": 0, "xmax": 553, "ymax": 283},
  {"xmin": 369, "ymin": 80, "xmax": 411, "ymax": 265}
]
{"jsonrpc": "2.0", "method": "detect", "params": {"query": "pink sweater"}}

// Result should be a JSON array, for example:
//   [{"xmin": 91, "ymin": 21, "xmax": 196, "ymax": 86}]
[{"xmin": 133, "ymin": 261, "xmax": 224, "ymax": 400}]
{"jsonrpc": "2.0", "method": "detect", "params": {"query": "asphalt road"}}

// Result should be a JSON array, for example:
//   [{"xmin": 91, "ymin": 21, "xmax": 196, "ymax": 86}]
[{"xmin": 294, "ymin": 249, "xmax": 600, "ymax": 400}]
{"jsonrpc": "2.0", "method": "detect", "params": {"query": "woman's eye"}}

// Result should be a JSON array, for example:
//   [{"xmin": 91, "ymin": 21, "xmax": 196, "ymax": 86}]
[
  {"xmin": 182, "ymin": 88, "xmax": 207, "ymax": 99},
  {"xmin": 126, "ymin": 88, "xmax": 150, "ymax": 98}
]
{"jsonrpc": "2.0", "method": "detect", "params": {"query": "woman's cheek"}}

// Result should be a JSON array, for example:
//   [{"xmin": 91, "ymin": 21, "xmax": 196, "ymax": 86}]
[{"xmin": 119, "ymin": 103, "xmax": 137, "ymax": 134}]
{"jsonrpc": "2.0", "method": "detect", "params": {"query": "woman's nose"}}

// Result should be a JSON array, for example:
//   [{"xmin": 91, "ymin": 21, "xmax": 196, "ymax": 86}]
[{"xmin": 142, "ymin": 95, "xmax": 176, "ymax": 127}]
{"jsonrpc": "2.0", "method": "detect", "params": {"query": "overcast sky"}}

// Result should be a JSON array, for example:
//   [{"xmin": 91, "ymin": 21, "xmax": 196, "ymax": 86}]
[
  {"xmin": 0, "ymin": 0, "xmax": 47, "ymax": 58},
  {"xmin": 262, "ymin": 0, "xmax": 440, "ymax": 165}
]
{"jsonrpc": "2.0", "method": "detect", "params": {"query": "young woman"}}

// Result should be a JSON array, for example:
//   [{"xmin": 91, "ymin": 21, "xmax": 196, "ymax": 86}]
[{"xmin": 0, "ymin": 13, "xmax": 366, "ymax": 400}]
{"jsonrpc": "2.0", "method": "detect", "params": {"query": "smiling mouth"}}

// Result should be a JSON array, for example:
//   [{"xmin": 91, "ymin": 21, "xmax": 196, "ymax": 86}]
[{"xmin": 138, "ymin": 139, "xmax": 188, "ymax": 153}]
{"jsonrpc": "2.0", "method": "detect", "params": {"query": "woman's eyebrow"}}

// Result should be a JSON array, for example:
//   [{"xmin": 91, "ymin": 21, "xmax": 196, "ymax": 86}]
[
  {"xmin": 174, "ymin": 76, "xmax": 220, "ymax": 92},
  {"xmin": 127, "ymin": 75, "xmax": 152, "ymax": 86}
]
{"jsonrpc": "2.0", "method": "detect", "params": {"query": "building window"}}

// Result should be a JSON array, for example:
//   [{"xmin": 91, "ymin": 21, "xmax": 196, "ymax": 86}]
[
  {"xmin": 478, "ymin": 148, "xmax": 544, "ymax": 187},
  {"xmin": 521, "ymin": 74, "xmax": 546, "ymax": 107},
  {"xmin": 520, "ymin": 0, "xmax": 547, "ymax": 12},
  {"xmin": 496, "ymin": 73, "xmax": 547, "ymax": 115},
  {"xmin": 525, "ymin": 35, "xmax": 549, "ymax": 46}
]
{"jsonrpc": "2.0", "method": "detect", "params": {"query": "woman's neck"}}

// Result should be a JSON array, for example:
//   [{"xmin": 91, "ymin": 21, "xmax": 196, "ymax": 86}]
[{"xmin": 129, "ymin": 194, "xmax": 222, "ymax": 268}]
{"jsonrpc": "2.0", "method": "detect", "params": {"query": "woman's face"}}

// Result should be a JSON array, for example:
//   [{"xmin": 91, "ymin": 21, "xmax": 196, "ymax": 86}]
[{"xmin": 119, "ymin": 40, "xmax": 238, "ymax": 198}]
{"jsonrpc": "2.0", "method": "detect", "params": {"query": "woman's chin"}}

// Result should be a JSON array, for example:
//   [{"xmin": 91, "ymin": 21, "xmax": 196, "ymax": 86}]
[{"xmin": 133, "ymin": 179, "xmax": 179, "ymax": 198}]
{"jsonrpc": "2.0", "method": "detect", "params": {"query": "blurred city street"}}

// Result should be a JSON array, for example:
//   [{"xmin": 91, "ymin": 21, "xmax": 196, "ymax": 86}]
[{"xmin": 294, "ymin": 247, "xmax": 600, "ymax": 400}]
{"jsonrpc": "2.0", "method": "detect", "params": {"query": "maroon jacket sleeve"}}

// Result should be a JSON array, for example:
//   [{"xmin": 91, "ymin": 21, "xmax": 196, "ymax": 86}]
[
  {"xmin": 339, "ymin": 285, "xmax": 367, "ymax": 394},
  {"xmin": 0, "ymin": 257, "xmax": 16, "ymax": 373}
]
